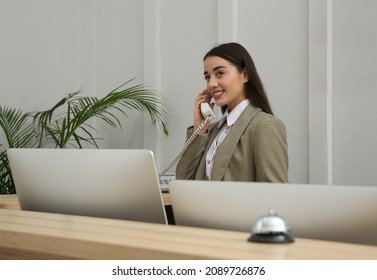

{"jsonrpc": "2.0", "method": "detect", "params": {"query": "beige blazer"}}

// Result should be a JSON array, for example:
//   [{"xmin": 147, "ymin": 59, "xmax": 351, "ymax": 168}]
[{"xmin": 176, "ymin": 104, "xmax": 288, "ymax": 182}]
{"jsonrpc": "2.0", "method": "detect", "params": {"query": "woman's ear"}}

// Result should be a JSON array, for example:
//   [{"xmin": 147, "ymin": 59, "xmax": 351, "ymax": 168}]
[{"xmin": 242, "ymin": 69, "xmax": 249, "ymax": 83}]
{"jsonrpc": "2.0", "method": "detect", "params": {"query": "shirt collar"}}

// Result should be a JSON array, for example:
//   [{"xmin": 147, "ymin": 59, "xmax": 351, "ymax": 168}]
[{"xmin": 217, "ymin": 99, "xmax": 250, "ymax": 128}]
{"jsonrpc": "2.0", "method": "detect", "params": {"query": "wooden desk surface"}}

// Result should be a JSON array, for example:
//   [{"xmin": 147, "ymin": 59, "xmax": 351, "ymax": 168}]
[
  {"xmin": 0, "ymin": 208, "xmax": 376, "ymax": 260},
  {"xmin": 0, "ymin": 194, "xmax": 20, "ymax": 210}
]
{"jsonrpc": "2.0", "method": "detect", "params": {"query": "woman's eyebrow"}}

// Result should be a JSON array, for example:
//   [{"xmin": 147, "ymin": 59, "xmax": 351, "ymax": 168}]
[{"xmin": 203, "ymin": 66, "xmax": 226, "ymax": 75}]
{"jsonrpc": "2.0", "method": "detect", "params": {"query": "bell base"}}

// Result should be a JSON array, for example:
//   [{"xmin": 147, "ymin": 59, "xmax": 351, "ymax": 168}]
[{"xmin": 248, "ymin": 233, "xmax": 294, "ymax": 244}]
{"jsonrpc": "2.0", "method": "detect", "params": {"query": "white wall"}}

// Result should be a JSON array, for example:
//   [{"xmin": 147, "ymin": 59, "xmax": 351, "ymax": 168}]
[
  {"xmin": 332, "ymin": 0, "xmax": 377, "ymax": 186},
  {"xmin": 0, "ymin": 0, "xmax": 81, "ymax": 110},
  {"xmin": 0, "ymin": 0, "xmax": 376, "ymax": 186},
  {"xmin": 309, "ymin": 0, "xmax": 377, "ymax": 186}
]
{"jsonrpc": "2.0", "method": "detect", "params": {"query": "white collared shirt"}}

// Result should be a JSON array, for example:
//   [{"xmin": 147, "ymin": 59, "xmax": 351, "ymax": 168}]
[{"xmin": 205, "ymin": 99, "xmax": 250, "ymax": 180}]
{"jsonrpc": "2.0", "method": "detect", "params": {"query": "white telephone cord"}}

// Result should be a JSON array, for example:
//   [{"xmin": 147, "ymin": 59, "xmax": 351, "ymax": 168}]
[{"xmin": 158, "ymin": 116, "xmax": 210, "ymax": 178}]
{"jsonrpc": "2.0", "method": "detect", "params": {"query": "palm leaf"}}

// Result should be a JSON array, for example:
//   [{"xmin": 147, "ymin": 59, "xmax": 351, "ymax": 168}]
[
  {"xmin": 0, "ymin": 107, "xmax": 38, "ymax": 193},
  {"xmin": 0, "ymin": 106, "xmax": 37, "ymax": 148},
  {"xmin": 33, "ymin": 80, "xmax": 170, "ymax": 148},
  {"xmin": 0, "ymin": 145, "xmax": 15, "ymax": 194}
]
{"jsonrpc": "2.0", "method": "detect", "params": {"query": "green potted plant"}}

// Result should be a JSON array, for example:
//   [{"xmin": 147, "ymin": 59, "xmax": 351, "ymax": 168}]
[{"xmin": 0, "ymin": 80, "xmax": 170, "ymax": 194}]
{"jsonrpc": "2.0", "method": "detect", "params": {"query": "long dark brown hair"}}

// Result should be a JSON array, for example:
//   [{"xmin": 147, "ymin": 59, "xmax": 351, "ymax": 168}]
[{"xmin": 204, "ymin": 42, "xmax": 273, "ymax": 115}]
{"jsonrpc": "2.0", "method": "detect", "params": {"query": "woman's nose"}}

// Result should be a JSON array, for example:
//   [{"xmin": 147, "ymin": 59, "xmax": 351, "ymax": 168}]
[{"xmin": 208, "ymin": 77, "xmax": 218, "ymax": 88}]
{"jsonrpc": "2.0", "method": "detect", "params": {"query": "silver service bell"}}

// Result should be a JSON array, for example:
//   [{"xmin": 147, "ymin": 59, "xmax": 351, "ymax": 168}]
[{"xmin": 248, "ymin": 208, "xmax": 294, "ymax": 243}]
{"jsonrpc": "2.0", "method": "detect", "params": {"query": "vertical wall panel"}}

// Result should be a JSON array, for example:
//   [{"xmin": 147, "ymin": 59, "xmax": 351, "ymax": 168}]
[
  {"xmin": 332, "ymin": 0, "xmax": 377, "ymax": 185},
  {"xmin": 143, "ymin": 0, "xmax": 162, "ymax": 162},
  {"xmin": 308, "ymin": 0, "xmax": 331, "ymax": 184}
]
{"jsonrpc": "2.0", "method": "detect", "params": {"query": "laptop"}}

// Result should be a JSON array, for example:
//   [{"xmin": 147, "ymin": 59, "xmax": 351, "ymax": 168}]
[
  {"xmin": 7, "ymin": 148, "xmax": 167, "ymax": 224},
  {"xmin": 169, "ymin": 180, "xmax": 377, "ymax": 246}
]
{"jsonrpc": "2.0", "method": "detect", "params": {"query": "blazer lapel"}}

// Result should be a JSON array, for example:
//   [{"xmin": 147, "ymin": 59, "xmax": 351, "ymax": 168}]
[{"xmin": 210, "ymin": 105, "xmax": 261, "ymax": 180}]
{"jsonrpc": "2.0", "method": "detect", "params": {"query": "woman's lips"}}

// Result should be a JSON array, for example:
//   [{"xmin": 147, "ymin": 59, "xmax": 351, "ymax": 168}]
[{"xmin": 212, "ymin": 90, "xmax": 224, "ymax": 100}]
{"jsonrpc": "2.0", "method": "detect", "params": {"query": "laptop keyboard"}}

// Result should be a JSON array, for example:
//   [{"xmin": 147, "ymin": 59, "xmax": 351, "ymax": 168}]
[{"xmin": 159, "ymin": 173, "xmax": 175, "ymax": 193}]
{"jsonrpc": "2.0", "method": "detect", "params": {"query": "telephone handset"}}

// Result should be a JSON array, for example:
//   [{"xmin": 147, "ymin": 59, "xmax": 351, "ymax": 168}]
[
  {"xmin": 158, "ymin": 101, "xmax": 216, "ymax": 178},
  {"xmin": 200, "ymin": 102, "xmax": 216, "ymax": 123}
]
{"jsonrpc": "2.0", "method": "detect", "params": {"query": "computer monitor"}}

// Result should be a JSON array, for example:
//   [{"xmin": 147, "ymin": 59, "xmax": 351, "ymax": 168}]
[
  {"xmin": 169, "ymin": 180, "xmax": 377, "ymax": 245},
  {"xmin": 7, "ymin": 148, "xmax": 167, "ymax": 224}
]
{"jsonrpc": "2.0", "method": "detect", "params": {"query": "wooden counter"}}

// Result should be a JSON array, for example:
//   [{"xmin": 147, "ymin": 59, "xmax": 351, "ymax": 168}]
[
  {"xmin": 0, "ymin": 208, "xmax": 376, "ymax": 260},
  {"xmin": 0, "ymin": 194, "xmax": 20, "ymax": 210}
]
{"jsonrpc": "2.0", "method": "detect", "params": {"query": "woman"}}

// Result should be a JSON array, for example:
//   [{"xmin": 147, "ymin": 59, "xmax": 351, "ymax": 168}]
[{"xmin": 175, "ymin": 42, "xmax": 288, "ymax": 182}]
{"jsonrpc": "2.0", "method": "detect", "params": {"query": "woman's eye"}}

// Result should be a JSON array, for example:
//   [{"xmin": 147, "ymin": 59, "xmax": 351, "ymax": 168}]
[
  {"xmin": 204, "ymin": 75, "xmax": 210, "ymax": 81},
  {"xmin": 216, "ymin": 71, "xmax": 224, "ymax": 77}
]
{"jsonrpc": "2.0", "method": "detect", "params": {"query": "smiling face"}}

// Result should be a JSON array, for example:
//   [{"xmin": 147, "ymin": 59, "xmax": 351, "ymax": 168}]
[{"xmin": 204, "ymin": 56, "xmax": 249, "ymax": 111}]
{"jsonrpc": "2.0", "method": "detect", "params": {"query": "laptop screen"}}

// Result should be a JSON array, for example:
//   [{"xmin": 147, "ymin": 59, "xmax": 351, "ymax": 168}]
[
  {"xmin": 7, "ymin": 148, "xmax": 167, "ymax": 224},
  {"xmin": 169, "ymin": 180, "xmax": 377, "ymax": 246}
]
